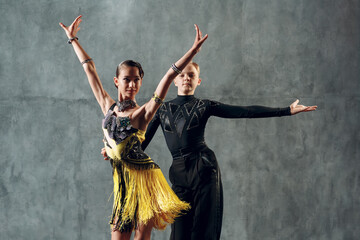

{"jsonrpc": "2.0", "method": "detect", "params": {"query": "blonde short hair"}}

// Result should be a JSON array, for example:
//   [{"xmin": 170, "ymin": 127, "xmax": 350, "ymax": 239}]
[{"xmin": 189, "ymin": 62, "xmax": 200, "ymax": 75}]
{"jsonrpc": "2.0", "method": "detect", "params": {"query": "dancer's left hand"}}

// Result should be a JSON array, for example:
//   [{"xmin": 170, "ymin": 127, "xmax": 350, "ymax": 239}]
[
  {"xmin": 290, "ymin": 99, "xmax": 317, "ymax": 115},
  {"xmin": 191, "ymin": 24, "xmax": 208, "ymax": 53}
]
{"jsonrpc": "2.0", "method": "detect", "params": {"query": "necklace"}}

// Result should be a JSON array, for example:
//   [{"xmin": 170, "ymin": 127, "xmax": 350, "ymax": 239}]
[{"xmin": 116, "ymin": 99, "xmax": 136, "ymax": 112}]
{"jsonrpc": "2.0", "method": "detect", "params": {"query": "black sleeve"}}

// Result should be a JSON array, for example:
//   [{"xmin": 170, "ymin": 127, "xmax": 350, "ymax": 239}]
[
  {"xmin": 141, "ymin": 111, "xmax": 161, "ymax": 151},
  {"xmin": 208, "ymin": 100, "xmax": 291, "ymax": 118}
]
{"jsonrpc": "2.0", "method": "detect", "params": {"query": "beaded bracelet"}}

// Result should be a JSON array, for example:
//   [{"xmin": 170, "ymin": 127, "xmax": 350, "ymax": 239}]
[
  {"xmin": 171, "ymin": 63, "xmax": 182, "ymax": 74},
  {"xmin": 81, "ymin": 58, "xmax": 93, "ymax": 65},
  {"xmin": 68, "ymin": 37, "xmax": 78, "ymax": 44},
  {"xmin": 152, "ymin": 92, "xmax": 163, "ymax": 104}
]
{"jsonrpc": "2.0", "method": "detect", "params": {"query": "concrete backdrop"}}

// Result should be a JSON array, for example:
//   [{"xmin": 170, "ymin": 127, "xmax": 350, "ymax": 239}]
[{"xmin": 1, "ymin": 0, "xmax": 359, "ymax": 239}]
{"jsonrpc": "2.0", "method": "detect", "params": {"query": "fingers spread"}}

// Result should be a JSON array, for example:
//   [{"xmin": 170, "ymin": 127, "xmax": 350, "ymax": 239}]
[
  {"xmin": 72, "ymin": 15, "xmax": 82, "ymax": 25},
  {"xmin": 202, "ymin": 34, "xmax": 208, "ymax": 41},
  {"xmin": 76, "ymin": 19, "xmax": 82, "ymax": 27},
  {"xmin": 194, "ymin": 24, "xmax": 198, "ymax": 31},
  {"xmin": 291, "ymin": 99, "xmax": 299, "ymax": 107},
  {"xmin": 76, "ymin": 15, "xmax": 82, "ymax": 22}
]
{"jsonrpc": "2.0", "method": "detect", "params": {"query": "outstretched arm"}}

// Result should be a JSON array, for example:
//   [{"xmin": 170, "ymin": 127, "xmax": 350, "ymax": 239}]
[
  {"xmin": 209, "ymin": 99, "xmax": 317, "ymax": 118},
  {"xmin": 143, "ymin": 25, "xmax": 208, "ymax": 123},
  {"xmin": 59, "ymin": 15, "xmax": 114, "ymax": 115}
]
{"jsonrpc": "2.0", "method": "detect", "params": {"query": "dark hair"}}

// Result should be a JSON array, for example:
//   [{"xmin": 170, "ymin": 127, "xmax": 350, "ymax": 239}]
[{"xmin": 116, "ymin": 60, "xmax": 144, "ymax": 78}]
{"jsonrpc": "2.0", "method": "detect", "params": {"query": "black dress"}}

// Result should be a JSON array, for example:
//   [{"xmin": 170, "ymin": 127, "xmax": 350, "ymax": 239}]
[{"xmin": 142, "ymin": 95, "xmax": 291, "ymax": 240}]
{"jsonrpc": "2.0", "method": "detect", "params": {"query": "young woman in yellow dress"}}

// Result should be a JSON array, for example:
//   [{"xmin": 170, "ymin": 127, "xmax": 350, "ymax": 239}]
[{"xmin": 59, "ymin": 15, "xmax": 208, "ymax": 240}]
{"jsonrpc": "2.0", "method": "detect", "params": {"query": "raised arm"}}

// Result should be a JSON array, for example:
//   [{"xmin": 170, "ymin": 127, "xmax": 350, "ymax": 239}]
[
  {"xmin": 59, "ymin": 15, "xmax": 114, "ymax": 115},
  {"xmin": 143, "ymin": 25, "xmax": 208, "ymax": 123}
]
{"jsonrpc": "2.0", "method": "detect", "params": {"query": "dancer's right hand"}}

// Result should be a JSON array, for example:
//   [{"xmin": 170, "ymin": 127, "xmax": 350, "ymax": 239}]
[
  {"xmin": 101, "ymin": 147, "xmax": 109, "ymax": 161},
  {"xmin": 59, "ymin": 15, "xmax": 82, "ymax": 39}
]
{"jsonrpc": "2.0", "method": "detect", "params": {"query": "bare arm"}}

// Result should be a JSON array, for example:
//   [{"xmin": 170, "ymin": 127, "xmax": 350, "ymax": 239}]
[
  {"xmin": 59, "ymin": 15, "xmax": 114, "ymax": 115},
  {"xmin": 143, "ymin": 24, "xmax": 208, "ymax": 123}
]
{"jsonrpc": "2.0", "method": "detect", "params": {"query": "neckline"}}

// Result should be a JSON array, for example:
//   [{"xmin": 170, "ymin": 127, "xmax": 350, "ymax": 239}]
[
  {"xmin": 105, "ymin": 103, "xmax": 147, "ymax": 132},
  {"xmin": 109, "ymin": 108, "xmax": 133, "ymax": 119},
  {"xmin": 106, "ymin": 111, "xmax": 147, "ymax": 132},
  {"xmin": 116, "ymin": 99, "xmax": 137, "ymax": 112},
  {"xmin": 172, "ymin": 95, "xmax": 196, "ymax": 105}
]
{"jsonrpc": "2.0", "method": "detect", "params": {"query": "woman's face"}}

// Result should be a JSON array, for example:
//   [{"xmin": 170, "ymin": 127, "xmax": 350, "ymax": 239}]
[{"xmin": 114, "ymin": 66, "xmax": 143, "ymax": 100}]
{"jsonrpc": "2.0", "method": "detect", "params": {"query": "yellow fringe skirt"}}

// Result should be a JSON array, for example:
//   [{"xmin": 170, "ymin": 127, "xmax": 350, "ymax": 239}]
[{"xmin": 110, "ymin": 163, "xmax": 190, "ymax": 232}]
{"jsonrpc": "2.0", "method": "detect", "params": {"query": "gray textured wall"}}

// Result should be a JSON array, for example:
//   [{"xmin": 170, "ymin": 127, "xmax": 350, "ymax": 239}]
[{"xmin": 1, "ymin": 0, "xmax": 359, "ymax": 239}]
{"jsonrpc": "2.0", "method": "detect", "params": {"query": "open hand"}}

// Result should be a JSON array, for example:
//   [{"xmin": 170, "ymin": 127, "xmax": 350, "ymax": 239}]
[
  {"xmin": 101, "ymin": 147, "xmax": 109, "ymax": 161},
  {"xmin": 290, "ymin": 99, "xmax": 317, "ymax": 115},
  {"xmin": 192, "ymin": 24, "xmax": 208, "ymax": 53},
  {"xmin": 59, "ymin": 15, "xmax": 82, "ymax": 39}
]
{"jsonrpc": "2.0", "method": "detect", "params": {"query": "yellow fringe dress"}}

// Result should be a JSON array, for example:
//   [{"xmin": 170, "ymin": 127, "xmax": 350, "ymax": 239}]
[{"xmin": 102, "ymin": 107, "xmax": 190, "ymax": 232}]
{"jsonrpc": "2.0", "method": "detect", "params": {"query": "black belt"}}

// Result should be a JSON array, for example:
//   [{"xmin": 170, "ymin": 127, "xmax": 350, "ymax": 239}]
[{"xmin": 170, "ymin": 142, "xmax": 208, "ymax": 158}]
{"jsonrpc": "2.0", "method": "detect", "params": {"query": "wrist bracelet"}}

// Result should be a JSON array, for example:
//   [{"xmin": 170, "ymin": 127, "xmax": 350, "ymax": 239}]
[
  {"xmin": 171, "ymin": 63, "xmax": 182, "ymax": 74},
  {"xmin": 68, "ymin": 37, "xmax": 78, "ymax": 44},
  {"xmin": 81, "ymin": 58, "xmax": 93, "ymax": 65},
  {"xmin": 152, "ymin": 92, "xmax": 163, "ymax": 105}
]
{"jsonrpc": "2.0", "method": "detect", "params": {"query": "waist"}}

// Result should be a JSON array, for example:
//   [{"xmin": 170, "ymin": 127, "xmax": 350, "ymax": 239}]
[{"xmin": 170, "ymin": 142, "xmax": 208, "ymax": 158}]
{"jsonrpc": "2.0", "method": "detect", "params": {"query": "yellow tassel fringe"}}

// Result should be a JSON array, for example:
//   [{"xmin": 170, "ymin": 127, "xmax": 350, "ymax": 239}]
[{"xmin": 110, "ymin": 164, "xmax": 190, "ymax": 231}]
